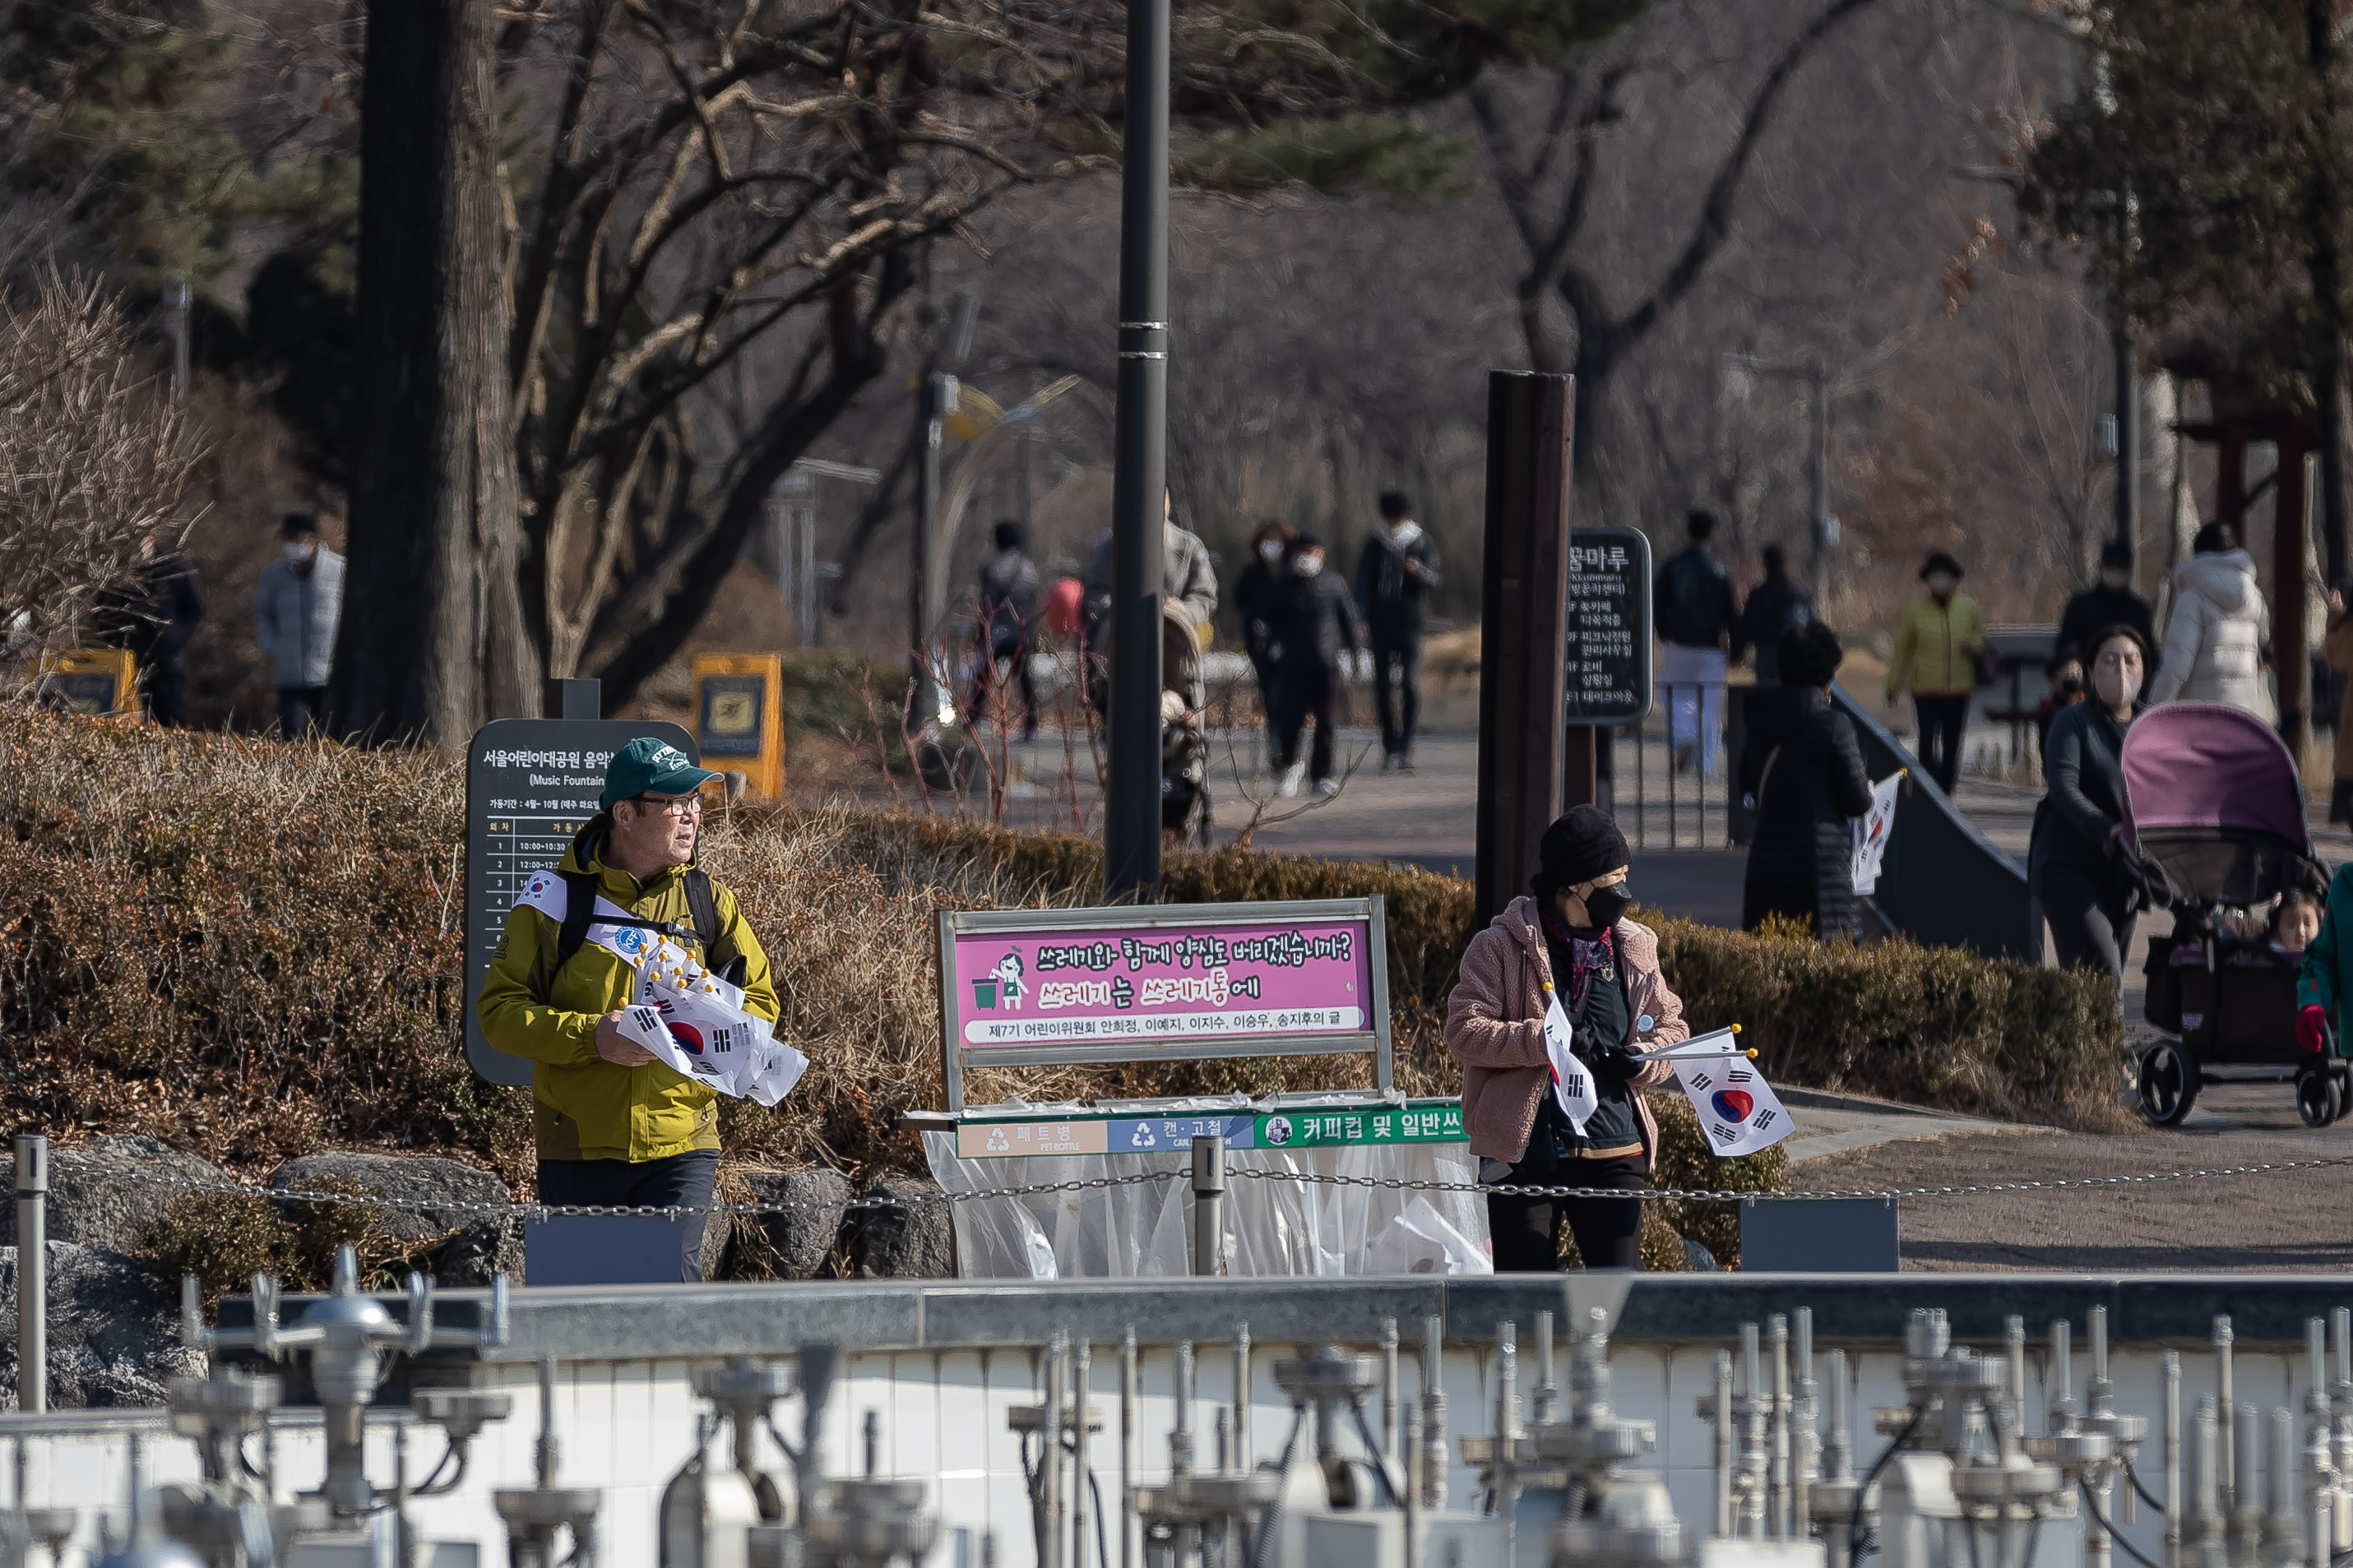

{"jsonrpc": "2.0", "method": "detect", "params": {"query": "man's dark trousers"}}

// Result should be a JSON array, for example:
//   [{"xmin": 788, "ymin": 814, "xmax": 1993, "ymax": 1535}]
[
  {"xmin": 536, "ymin": 1149, "xmax": 721, "ymax": 1282},
  {"xmin": 1369, "ymin": 630, "xmax": 1422, "ymax": 759},
  {"xmin": 1278, "ymin": 664, "xmax": 1341, "ymax": 784},
  {"xmin": 278, "ymin": 686, "xmax": 328, "ymax": 738}
]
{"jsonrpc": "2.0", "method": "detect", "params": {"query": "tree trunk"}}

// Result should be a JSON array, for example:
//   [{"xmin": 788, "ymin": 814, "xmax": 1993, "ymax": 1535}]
[{"xmin": 333, "ymin": 0, "xmax": 535, "ymax": 747}]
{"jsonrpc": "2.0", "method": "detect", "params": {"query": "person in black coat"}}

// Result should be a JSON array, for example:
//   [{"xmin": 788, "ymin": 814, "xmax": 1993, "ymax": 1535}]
[
  {"xmin": 2030, "ymin": 623, "xmax": 2149, "ymax": 986},
  {"xmin": 1739, "ymin": 620, "xmax": 1874, "ymax": 940},
  {"xmin": 1354, "ymin": 490, "xmax": 1442, "ymax": 771},
  {"xmin": 95, "ymin": 534, "xmax": 206, "ymax": 726},
  {"xmin": 1730, "ymin": 543, "xmax": 1814, "ymax": 685},
  {"xmin": 2055, "ymin": 541, "xmax": 2157, "ymax": 675},
  {"xmin": 1232, "ymin": 519, "xmax": 1294, "ymax": 769},
  {"xmin": 1270, "ymin": 533, "xmax": 1362, "ymax": 798}
]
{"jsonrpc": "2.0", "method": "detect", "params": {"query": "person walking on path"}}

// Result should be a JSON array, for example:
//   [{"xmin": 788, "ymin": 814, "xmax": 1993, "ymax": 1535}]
[
  {"xmin": 1654, "ymin": 511, "xmax": 1738, "ymax": 775},
  {"xmin": 253, "ymin": 512, "xmax": 345, "ymax": 738},
  {"xmin": 97, "ymin": 531, "xmax": 205, "ymax": 727},
  {"xmin": 1082, "ymin": 488, "xmax": 1219, "ymax": 710},
  {"xmin": 2147, "ymin": 521, "xmax": 2273, "ymax": 719},
  {"xmin": 1269, "ymin": 533, "xmax": 1362, "ymax": 798},
  {"xmin": 1738, "ymin": 622, "xmax": 1874, "ymax": 941},
  {"xmin": 477, "ymin": 738, "xmax": 780, "ymax": 1282},
  {"xmin": 1355, "ymin": 490, "xmax": 1442, "ymax": 773},
  {"xmin": 2057, "ymin": 541, "xmax": 2156, "ymax": 674},
  {"xmin": 1884, "ymin": 549, "xmax": 1985, "ymax": 794},
  {"xmin": 2324, "ymin": 587, "xmax": 2353, "ymax": 824},
  {"xmin": 969, "ymin": 520, "xmax": 1040, "ymax": 738},
  {"xmin": 1444, "ymin": 806, "xmax": 1686, "ymax": 1271},
  {"xmin": 1730, "ymin": 543, "xmax": 1814, "ymax": 685},
  {"xmin": 2030, "ymin": 626, "xmax": 2150, "ymax": 988},
  {"xmin": 1233, "ymin": 519, "xmax": 1294, "ymax": 771}
]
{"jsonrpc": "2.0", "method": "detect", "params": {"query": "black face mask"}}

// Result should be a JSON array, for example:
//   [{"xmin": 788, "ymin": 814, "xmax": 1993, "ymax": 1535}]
[{"xmin": 1579, "ymin": 881, "xmax": 1635, "ymax": 928}]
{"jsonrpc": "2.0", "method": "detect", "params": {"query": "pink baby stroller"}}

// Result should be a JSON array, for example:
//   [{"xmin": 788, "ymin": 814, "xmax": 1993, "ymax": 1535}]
[{"xmin": 2125, "ymin": 703, "xmax": 2341, "ymax": 1126}]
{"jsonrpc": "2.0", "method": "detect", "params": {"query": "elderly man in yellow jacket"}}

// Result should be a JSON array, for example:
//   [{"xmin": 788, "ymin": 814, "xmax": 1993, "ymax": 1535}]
[
  {"xmin": 1885, "ymin": 549, "xmax": 1986, "ymax": 795},
  {"xmin": 478, "ymin": 737, "xmax": 779, "ymax": 1280}
]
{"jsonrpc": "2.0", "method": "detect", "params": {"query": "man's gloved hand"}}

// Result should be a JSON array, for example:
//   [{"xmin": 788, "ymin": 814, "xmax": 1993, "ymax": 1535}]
[{"xmin": 2299, "ymin": 1004, "xmax": 2330, "ymax": 1055}]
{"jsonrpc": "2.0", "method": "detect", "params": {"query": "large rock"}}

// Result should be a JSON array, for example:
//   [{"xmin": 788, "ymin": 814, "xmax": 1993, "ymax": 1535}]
[
  {"xmin": 734, "ymin": 1168, "xmax": 853, "ymax": 1279},
  {"xmin": 0, "ymin": 1242, "xmax": 204, "ymax": 1407},
  {"xmin": 0, "ymin": 1135, "xmax": 232, "ymax": 1255},
  {"xmin": 852, "ymin": 1176, "xmax": 956, "ymax": 1279},
  {"xmin": 268, "ymin": 1154, "xmax": 521, "ymax": 1288}
]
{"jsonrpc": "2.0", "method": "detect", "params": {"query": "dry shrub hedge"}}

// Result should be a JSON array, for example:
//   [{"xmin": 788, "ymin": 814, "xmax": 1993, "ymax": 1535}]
[{"xmin": 0, "ymin": 705, "xmax": 2127, "ymax": 1233}]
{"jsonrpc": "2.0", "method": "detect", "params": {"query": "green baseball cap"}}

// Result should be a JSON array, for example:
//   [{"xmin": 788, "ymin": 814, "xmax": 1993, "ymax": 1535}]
[{"xmin": 600, "ymin": 736, "xmax": 720, "ymax": 812}]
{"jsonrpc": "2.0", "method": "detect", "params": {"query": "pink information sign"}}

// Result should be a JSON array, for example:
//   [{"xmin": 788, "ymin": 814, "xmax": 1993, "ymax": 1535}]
[{"xmin": 934, "ymin": 899, "xmax": 1391, "ymax": 1111}]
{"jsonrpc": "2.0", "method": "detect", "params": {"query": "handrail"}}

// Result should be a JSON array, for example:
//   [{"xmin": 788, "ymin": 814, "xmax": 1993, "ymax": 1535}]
[{"xmin": 1830, "ymin": 685, "xmax": 2039, "ymax": 960}]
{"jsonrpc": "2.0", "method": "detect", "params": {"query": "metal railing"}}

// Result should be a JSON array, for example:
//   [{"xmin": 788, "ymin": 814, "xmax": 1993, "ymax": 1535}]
[{"xmin": 1611, "ymin": 681, "xmax": 1736, "ymax": 850}]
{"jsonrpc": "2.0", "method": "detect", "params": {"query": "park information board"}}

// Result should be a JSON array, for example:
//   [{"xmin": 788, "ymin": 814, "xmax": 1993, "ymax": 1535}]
[
  {"xmin": 462, "ymin": 717, "xmax": 697, "ymax": 1085},
  {"xmin": 1563, "ymin": 525, "xmax": 1653, "ymax": 725},
  {"xmin": 935, "ymin": 899, "xmax": 1391, "ymax": 1111}
]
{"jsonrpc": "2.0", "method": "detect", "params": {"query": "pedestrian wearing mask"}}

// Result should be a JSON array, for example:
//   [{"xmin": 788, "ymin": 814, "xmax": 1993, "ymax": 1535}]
[
  {"xmin": 2030, "ymin": 626, "xmax": 2150, "ymax": 987},
  {"xmin": 1233, "ymin": 520, "xmax": 1295, "ymax": 772},
  {"xmin": 1738, "ymin": 621, "xmax": 1873, "ymax": 941},
  {"xmin": 2056, "ymin": 541, "xmax": 2156, "ymax": 674},
  {"xmin": 95, "ymin": 531, "xmax": 205, "ymax": 727},
  {"xmin": 1355, "ymin": 490, "xmax": 1441, "ymax": 773},
  {"xmin": 254, "ymin": 512, "xmax": 345, "ymax": 738},
  {"xmin": 1445, "ymin": 806, "xmax": 1686, "ymax": 1271},
  {"xmin": 1269, "ymin": 534, "xmax": 1363, "ymax": 798},
  {"xmin": 1885, "ymin": 550, "xmax": 1985, "ymax": 794},
  {"xmin": 2147, "ymin": 521, "xmax": 2272, "ymax": 719}
]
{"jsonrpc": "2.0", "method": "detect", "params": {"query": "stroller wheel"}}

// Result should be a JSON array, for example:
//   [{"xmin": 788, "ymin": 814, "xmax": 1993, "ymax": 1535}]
[
  {"xmin": 2295, "ymin": 1068, "xmax": 2342, "ymax": 1129},
  {"xmin": 2138, "ymin": 1042, "xmax": 2200, "ymax": 1127}
]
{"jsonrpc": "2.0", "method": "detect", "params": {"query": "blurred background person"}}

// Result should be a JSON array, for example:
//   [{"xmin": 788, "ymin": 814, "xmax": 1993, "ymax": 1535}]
[
  {"xmin": 1270, "ymin": 533, "xmax": 1361, "ymax": 798},
  {"xmin": 97, "ymin": 530, "xmax": 205, "ymax": 727},
  {"xmin": 1233, "ymin": 518, "xmax": 1294, "ymax": 773},
  {"xmin": 253, "ymin": 511, "xmax": 345, "ymax": 738},
  {"xmin": 2147, "ymin": 520, "xmax": 2272, "ymax": 719},
  {"xmin": 1730, "ymin": 542, "xmax": 1813, "ymax": 685},
  {"xmin": 1653, "ymin": 510, "xmax": 1737, "ymax": 776},
  {"xmin": 1884, "ymin": 549, "xmax": 1984, "ymax": 794},
  {"xmin": 2056, "ymin": 540, "xmax": 2155, "ymax": 673},
  {"xmin": 969, "ymin": 519, "xmax": 1040, "ymax": 739},
  {"xmin": 1355, "ymin": 489, "xmax": 1441, "ymax": 774},
  {"xmin": 2033, "ymin": 655, "xmax": 2086, "ymax": 770},
  {"xmin": 1739, "ymin": 621, "xmax": 1872, "ymax": 941}
]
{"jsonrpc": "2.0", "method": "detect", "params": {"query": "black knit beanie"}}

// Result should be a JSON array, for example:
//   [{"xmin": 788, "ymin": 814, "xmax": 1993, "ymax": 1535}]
[{"xmin": 1531, "ymin": 805, "xmax": 1629, "ymax": 899}]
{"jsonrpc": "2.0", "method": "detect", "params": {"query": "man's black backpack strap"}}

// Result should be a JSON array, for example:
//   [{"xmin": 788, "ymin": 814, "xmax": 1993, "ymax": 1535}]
[{"xmin": 549, "ymin": 867, "xmax": 733, "ymax": 975}]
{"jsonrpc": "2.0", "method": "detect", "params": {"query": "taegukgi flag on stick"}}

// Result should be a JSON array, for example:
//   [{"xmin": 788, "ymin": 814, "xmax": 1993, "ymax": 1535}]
[
  {"xmin": 1850, "ymin": 770, "xmax": 1904, "ymax": 895},
  {"xmin": 1540, "ymin": 983, "xmax": 1600, "ymax": 1134},
  {"xmin": 1660, "ymin": 1027, "xmax": 1793, "ymax": 1157}
]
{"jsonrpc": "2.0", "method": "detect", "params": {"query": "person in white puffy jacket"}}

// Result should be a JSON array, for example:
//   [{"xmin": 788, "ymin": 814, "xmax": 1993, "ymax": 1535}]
[{"xmin": 2147, "ymin": 521, "xmax": 2274, "ymax": 719}]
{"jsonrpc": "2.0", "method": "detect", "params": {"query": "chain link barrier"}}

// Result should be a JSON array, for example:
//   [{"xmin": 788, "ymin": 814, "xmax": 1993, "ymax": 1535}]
[{"xmin": 73, "ymin": 1147, "xmax": 2353, "ymax": 1225}]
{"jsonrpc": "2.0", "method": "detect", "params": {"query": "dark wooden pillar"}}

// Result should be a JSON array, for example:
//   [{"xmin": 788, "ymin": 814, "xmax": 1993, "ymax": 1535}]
[
  {"xmin": 2276, "ymin": 419, "xmax": 2313, "ymax": 749},
  {"xmin": 1475, "ymin": 372, "xmax": 1575, "ymax": 927},
  {"xmin": 2220, "ymin": 422, "xmax": 2249, "ymax": 539}
]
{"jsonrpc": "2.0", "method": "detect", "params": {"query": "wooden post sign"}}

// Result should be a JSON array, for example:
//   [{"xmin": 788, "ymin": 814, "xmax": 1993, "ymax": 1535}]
[
  {"xmin": 935, "ymin": 898, "xmax": 1392, "ymax": 1112},
  {"xmin": 33, "ymin": 650, "xmax": 139, "ymax": 719},
  {"xmin": 691, "ymin": 653, "xmax": 785, "ymax": 799}
]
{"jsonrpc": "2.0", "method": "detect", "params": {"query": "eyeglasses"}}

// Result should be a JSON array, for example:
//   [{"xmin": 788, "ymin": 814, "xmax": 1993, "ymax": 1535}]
[{"xmin": 634, "ymin": 794, "xmax": 704, "ymax": 820}]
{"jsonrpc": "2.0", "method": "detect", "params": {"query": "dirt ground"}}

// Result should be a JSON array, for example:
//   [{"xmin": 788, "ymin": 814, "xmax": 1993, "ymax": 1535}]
[{"xmin": 1789, "ymin": 1083, "xmax": 2353, "ymax": 1272}]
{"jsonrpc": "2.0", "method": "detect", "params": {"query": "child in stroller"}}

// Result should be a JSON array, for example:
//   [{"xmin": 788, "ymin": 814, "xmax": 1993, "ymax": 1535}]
[
  {"xmin": 2125, "ymin": 702, "xmax": 2348, "ymax": 1126},
  {"xmin": 2294, "ymin": 866, "xmax": 2353, "ymax": 1126}
]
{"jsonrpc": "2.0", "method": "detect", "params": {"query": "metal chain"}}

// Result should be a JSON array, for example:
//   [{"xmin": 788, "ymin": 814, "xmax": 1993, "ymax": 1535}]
[
  {"xmin": 98, "ymin": 1166, "xmax": 1182, "ymax": 1223},
  {"xmin": 1228, "ymin": 1153, "xmax": 2353, "ymax": 1203},
  {"xmin": 78, "ymin": 1148, "xmax": 2353, "ymax": 1222}
]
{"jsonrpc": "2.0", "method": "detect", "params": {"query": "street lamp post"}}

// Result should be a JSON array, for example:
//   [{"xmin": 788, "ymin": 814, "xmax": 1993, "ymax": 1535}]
[{"xmin": 1104, "ymin": 0, "xmax": 1171, "ymax": 903}]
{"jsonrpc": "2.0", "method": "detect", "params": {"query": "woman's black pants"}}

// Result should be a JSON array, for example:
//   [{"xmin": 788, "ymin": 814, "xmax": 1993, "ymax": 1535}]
[
  {"xmin": 1911, "ymin": 694, "xmax": 1971, "ymax": 793},
  {"xmin": 2037, "ymin": 856, "xmax": 2138, "ymax": 989},
  {"xmin": 1488, "ymin": 1154, "xmax": 1647, "ymax": 1270}
]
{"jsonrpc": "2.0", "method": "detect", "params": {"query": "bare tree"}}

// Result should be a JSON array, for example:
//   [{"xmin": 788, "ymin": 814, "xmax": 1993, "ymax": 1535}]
[{"xmin": 0, "ymin": 271, "xmax": 209, "ymax": 669}]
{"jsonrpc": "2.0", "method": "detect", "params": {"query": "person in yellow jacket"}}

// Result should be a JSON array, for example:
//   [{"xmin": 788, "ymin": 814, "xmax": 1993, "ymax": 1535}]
[
  {"xmin": 1884, "ymin": 549, "xmax": 1985, "ymax": 794},
  {"xmin": 477, "ymin": 736, "xmax": 779, "ymax": 1280}
]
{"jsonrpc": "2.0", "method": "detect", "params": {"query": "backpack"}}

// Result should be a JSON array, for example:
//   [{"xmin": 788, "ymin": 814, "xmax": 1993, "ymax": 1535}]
[{"xmin": 551, "ymin": 867, "xmax": 747, "ymax": 986}]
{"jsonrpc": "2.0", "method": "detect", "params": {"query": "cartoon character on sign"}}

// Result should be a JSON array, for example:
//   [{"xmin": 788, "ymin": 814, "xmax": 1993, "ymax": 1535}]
[
  {"xmin": 1264, "ymin": 1117, "xmax": 1293, "ymax": 1146},
  {"xmin": 990, "ymin": 951, "xmax": 1027, "ymax": 1011}
]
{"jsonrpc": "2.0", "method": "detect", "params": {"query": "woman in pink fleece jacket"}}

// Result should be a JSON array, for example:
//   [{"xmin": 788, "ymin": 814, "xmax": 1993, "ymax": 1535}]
[{"xmin": 1443, "ymin": 806, "xmax": 1687, "ymax": 1270}]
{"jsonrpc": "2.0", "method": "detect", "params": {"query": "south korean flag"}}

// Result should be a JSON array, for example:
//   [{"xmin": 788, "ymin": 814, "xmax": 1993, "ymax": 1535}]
[
  {"xmin": 1541, "ymin": 985, "xmax": 1600, "ymax": 1135},
  {"xmin": 1655, "ymin": 1029, "xmax": 1794, "ymax": 1158}
]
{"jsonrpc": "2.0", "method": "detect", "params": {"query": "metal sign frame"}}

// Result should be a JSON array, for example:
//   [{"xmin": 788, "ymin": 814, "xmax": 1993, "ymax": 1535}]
[
  {"xmin": 935, "ymin": 897, "xmax": 1392, "ymax": 1112},
  {"xmin": 1563, "ymin": 525, "xmax": 1655, "ymax": 726}
]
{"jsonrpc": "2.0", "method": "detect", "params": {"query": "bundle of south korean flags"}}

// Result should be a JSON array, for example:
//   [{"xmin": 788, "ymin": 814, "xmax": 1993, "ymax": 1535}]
[
  {"xmin": 1541, "ymin": 997, "xmax": 1790, "ymax": 1158},
  {"xmin": 610, "ymin": 936, "xmax": 809, "ymax": 1106}
]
